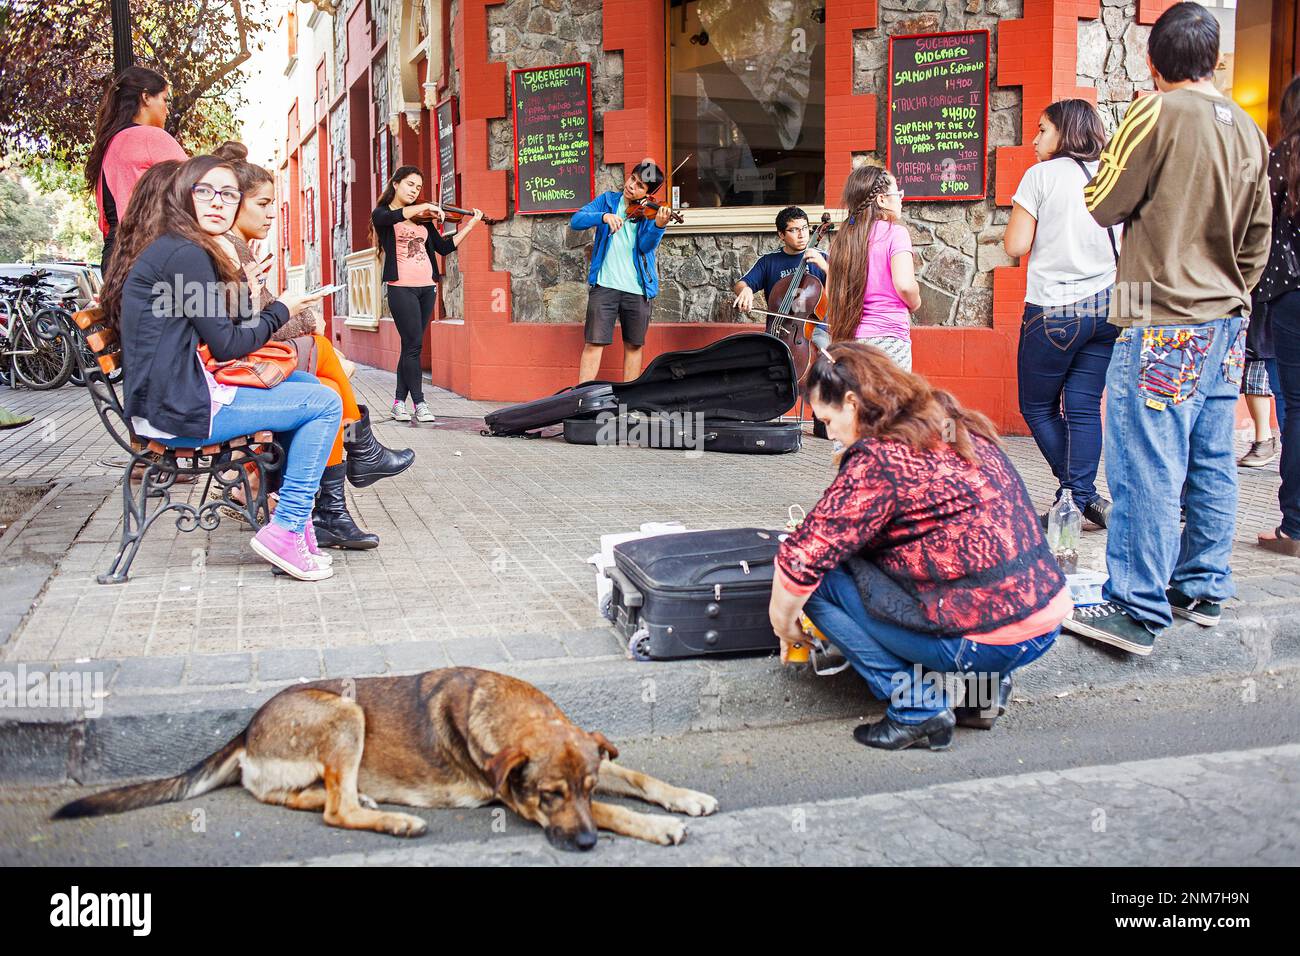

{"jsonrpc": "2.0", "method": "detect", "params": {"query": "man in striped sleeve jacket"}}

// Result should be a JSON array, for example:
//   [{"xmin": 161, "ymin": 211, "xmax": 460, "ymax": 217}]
[{"xmin": 1062, "ymin": 2, "xmax": 1272, "ymax": 656}]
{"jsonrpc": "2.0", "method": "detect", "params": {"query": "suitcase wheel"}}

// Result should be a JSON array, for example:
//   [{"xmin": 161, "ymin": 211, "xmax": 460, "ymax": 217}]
[{"xmin": 628, "ymin": 629, "xmax": 653, "ymax": 662}]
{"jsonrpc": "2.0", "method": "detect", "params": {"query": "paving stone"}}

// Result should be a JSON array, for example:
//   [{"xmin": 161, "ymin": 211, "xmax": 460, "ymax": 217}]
[
  {"xmin": 500, "ymin": 633, "xmax": 566, "ymax": 661},
  {"xmin": 257, "ymin": 649, "xmax": 323, "ymax": 682},
  {"xmin": 381, "ymin": 641, "xmax": 452, "ymax": 674},
  {"xmin": 322, "ymin": 646, "xmax": 388, "ymax": 678},
  {"xmin": 559, "ymin": 629, "xmax": 625, "ymax": 659},
  {"xmin": 442, "ymin": 638, "xmax": 510, "ymax": 667},
  {"xmin": 112, "ymin": 655, "xmax": 187, "ymax": 690},
  {"xmin": 185, "ymin": 653, "xmax": 254, "ymax": 686}
]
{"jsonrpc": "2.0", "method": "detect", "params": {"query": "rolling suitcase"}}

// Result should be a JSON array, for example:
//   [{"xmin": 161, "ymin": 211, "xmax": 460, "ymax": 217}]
[
  {"xmin": 482, "ymin": 381, "xmax": 618, "ymax": 436},
  {"xmin": 562, "ymin": 413, "xmax": 802, "ymax": 454},
  {"xmin": 605, "ymin": 528, "xmax": 782, "ymax": 660}
]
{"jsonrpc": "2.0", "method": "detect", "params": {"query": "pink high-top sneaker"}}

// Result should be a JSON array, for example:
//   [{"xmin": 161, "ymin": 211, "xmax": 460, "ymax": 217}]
[
  {"xmin": 251, "ymin": 522, "xmax": 333, "ymax": 581},
  {"xmin": 304, "ymin": 521, "xmax": 333, "ymax": 567}
]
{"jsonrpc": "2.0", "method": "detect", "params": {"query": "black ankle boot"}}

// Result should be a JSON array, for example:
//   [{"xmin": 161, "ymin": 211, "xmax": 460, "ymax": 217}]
[
  {"xmin": 344, "ymin": 405, "xmax": 415, "ymax": 488},
  {"xmin": 853, "ymin": 710, "xmax": 956, "ymax": 751},
  {"xmin": 313, "ymin": 463, "xmax": 379, "ymax": 549},
  {"xmin": 955, "ymin": 674, "xmax": 1012, "ymax": 730}
]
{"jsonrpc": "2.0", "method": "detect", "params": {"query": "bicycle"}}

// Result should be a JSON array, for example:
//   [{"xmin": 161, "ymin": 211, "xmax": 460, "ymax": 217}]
[{"xmin": 0, "ymin": 270, "xmax": 75, "ymax": 390}]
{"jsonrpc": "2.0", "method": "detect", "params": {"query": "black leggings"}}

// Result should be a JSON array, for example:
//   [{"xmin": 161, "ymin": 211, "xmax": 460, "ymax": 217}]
[{"xmin": 387, "ymin": 284, "xmax": 437, "ymax": 404}]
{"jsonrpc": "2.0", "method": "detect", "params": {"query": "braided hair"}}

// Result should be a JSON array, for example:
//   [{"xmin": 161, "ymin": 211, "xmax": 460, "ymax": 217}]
[{"xmin": 826, "ymin": 165, "xmax": 895, "ymax": 343}]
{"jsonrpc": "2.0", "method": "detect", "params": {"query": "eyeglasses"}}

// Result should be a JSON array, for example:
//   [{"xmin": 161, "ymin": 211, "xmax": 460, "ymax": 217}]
[{"xmin": 191, "ymin": 183, "xmax": 243, "ymax": 205}]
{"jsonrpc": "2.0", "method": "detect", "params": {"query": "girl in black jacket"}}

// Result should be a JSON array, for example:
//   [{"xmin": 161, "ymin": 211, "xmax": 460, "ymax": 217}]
[
  {"xmin": 101, "ymin": 155, "xmax": 337, "ymax": 581},
  {"xmin": 371, "ymin": 164, "xmax": 483, "ymax": 422}
]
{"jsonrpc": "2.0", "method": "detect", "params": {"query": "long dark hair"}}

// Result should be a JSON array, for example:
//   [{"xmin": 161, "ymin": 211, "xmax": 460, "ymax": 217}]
[
  {"xmin": 85, "ymin": 66, "xmax": 169, "ymax": 193},
  {"xmin": 826, "ymin": 165, "xmax": 894, "ymax": 343},
  {"xmin": 370, "ymin": 164, "xmax": 424, "ymax": 257},
  {"xmin": 802, "ymin": 341, "xmax": 1000, "ymax": 465},
  {"xmin": 100, "ymin": 156, "xmax": 243, "ymax": 328},
  {"xmin": 1042, "ymin": 99, "xmax": 1106, "ymax": 162},
  {"xmin": 1279, "ymin": 74, "xmax": 1300, "ymax": 220}
]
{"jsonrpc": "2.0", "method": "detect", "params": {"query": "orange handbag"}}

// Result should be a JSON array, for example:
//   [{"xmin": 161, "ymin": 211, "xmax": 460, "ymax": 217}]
[{"xmin": 198, "ymin": 341, "xmax": 299, "ymax": 389}]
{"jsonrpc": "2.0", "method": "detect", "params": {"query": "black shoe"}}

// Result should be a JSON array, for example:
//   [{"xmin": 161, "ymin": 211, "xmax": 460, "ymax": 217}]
[
  {"xmin": 1082, "ymin": 496, "xmax": 1111, "ymax": 529},
  {"xmin": 955, "ymin": 674, "xmax": 1012, "ymax": 730},
  {"xmin": 313, "ymin": 463, "xmax": 379, "ymax": 549},
  {"xmin": 1062, "ymin": 601, "xmax": 1158, "ymax": 656},
  {"xmin": 1166, "ymin": 586, "xmax": 1221, "ymax": 627},
  {"xmin": 345, "ymin": 405, "xmax": 415, "ymax": 488},
  {"xmin": 853, "ymin": 710, "xmax": 956, "ymax": 751}
]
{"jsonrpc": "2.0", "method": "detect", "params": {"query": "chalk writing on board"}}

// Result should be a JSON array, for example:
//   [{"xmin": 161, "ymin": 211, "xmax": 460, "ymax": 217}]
[
  {"xmin": 886, "ymin": 31, "xmax": 989, "ymax": 201},
  {"xmin": 512, "ymin": 63, "xmax": 595, "ymax": 214}
]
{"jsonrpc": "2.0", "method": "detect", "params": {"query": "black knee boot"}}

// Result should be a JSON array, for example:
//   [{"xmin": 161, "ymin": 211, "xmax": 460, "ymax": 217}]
[
  {"xmin": 313, "ymin": 463, "xmax": 379, "ymax": 549},
  {"xmin": 344, "ymin": 405, "xmax": 415, "ymax": 487}
]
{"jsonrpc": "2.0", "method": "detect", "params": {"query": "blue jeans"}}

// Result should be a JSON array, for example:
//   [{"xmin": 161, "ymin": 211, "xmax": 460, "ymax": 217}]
[
  {"xmin": 1017, "ymin": 288, "xmax": 1117, "ymax": 506},
  {"xmin": 803, "ymin": 567, "xmax": 1058, "ymax": 724},
  {"xmin": 1102, "ymin": 317, "xmax": 1246, "ymax": 629},
  {"xmin": 159, "ymin": 371, "xmax": 342, "ymax": 534},
  {"xmin": 1271, "ymin": 292, "xmax": 1300, "ymax": 535},
  {"xmin": 1264, "ymin": 358, "xmax": 1287, "ymax": 433}
]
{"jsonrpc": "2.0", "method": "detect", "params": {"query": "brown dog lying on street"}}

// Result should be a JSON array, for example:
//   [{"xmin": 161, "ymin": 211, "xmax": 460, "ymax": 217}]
[{"xmin": 54, "ymin": 667, "xmax": 719, "ymax": 851}]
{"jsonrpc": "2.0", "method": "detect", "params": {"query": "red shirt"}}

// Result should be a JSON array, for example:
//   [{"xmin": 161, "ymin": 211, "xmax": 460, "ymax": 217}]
[
  {"xmin": 96, "ymin": 125, "xmax": 188, "ymax": 237},
  {"xmin": 777, "ymin": 434, "xmax": 1067, "ymax": 639}
]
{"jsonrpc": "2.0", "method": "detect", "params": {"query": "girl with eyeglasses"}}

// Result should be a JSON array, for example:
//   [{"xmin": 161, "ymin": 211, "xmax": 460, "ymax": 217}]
[
  {"xmin": 209, "ymin": 142, "xmax": 415, "ymax": 550},
  {"xmin": 85, "ymin": 66, "xmax": 188, "ymax": 272},
  {"xmin": 826, "ymin": 167, "xmax": 921, "ymax": 371},
  {"xmin": 100, "ymin": 155, "xmax": 339, "ymax": 581}
]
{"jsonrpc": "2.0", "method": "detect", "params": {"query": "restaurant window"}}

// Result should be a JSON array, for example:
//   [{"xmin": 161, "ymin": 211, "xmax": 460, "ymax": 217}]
[{"xmin": 668, "ymin": 0, "xmax": 826, "ymax": 212}]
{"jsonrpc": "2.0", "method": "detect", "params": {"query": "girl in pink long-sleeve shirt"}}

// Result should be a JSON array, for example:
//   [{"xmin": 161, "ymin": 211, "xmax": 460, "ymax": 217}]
[{"xmin": 85, "ymin": 66, "xmax": 187, "ymax": 270}]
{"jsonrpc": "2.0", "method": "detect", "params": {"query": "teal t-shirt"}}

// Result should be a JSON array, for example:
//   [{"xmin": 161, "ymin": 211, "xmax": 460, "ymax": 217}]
[{"xmin": 596, "ymin": 198, "xmax": 643, "ymax": 295}]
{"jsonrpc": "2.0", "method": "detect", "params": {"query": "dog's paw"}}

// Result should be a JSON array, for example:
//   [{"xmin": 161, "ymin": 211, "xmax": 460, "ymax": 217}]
[
  {"xmin": 648, "ymin": 816, "xmax": 688, "ymax": 846},
  {"xmin": 382, "ymin": 812, "xmax": 428, "ymax": 838},
  {"xmin": 667, "ymin": 789, "xmax": 719, "ymax": 817}
]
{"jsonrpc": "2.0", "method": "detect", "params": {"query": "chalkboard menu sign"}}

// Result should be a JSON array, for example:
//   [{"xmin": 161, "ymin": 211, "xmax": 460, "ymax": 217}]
[
  {"xmin": 511, "ymin": 62, "xmax": 595, "ymax": 215},
  {"xmin": 434, "ymin": 97, "xmax": 458, "ymax": 235},
  {"xmin": 886, "ymin": 30, "xmax": 989, "ymax": 202}
]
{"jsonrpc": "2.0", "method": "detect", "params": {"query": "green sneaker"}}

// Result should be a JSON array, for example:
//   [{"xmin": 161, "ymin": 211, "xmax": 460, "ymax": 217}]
[
  {"xmin": 1166, "ymin": 586, "xmax": 1221, "ymax": 627},
  {"xmin": 1062, "ymin": 602, "xmax": 1158, "ymax": 656}
]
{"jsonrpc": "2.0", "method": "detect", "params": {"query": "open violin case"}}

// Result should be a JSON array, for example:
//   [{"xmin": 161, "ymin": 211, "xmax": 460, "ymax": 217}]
[{"xmin": 483, "ymin": 333, "xmax": 801, "ymax": 454}]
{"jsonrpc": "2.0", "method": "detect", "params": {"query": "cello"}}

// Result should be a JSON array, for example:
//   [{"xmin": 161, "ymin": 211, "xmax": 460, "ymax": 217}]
[{"xmin": 753, "ymin": 211, "xmax": 833, "ymax": 378}]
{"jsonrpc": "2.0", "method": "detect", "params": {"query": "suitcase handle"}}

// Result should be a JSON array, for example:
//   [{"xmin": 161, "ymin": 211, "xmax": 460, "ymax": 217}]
[
  {"xmin": 689, "ymin": 556, "xmax": 775, "ymax": 584},
  {"xmin": 604, "ymin": 565, "xmax": 644, "ymax": 607}
]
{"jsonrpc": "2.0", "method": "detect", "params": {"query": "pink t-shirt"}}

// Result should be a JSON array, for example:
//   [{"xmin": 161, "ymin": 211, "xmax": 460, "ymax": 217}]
[
  {"xmin": 96, "ymin": 125, "xmax": 188, "ymax": 237},
  {"xmin": 854, "ymin": 220, "xmax": 914, "ymax": 341},
  {"xmin": 390, "ymin": 221, "xmax": 436, "ymax": 287}
]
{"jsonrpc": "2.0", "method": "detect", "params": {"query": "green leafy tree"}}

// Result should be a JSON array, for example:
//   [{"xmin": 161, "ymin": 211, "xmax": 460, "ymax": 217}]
[
  {"xmin": 0, "ymin": 0, "xmax": 273, "ymax": 180},
  {"xmin": 0, "ymin": 174, "xmax": 55, "ymax": 261}
]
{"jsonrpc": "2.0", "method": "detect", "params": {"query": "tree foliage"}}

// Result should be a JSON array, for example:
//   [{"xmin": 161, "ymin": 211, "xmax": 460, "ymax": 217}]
[
  {"xmin": 0, "ymin": 174, "xmax": 55, "ymax": 261},
  {"xmin": 0, "ymin": 0, "xmax": 273, "ymax": 181}
]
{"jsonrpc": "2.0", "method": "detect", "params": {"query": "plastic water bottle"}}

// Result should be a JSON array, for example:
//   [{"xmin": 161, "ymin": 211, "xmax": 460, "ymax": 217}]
[{"xmin": 1047, "ymin": 491, "xmax": 1082, "ymax": 574}]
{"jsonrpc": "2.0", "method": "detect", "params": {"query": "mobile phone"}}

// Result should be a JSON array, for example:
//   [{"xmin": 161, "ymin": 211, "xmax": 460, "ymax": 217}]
[{"xmin": 306, "ymin": 283, "xmax": 343, "ymax": 297}]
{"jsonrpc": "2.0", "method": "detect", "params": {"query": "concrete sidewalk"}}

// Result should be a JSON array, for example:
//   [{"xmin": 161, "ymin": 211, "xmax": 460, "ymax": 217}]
[{"xmin": 2, "ymin": 367, "xmax": 1299, "ymax": 782}]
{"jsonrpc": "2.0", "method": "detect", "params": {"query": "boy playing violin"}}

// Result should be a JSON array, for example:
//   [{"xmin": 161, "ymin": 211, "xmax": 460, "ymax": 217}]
[
  {"xmin": 732, "ymin": 206, "xmax": 830, "ymax": 325},
  {"xmin": 570, "ymin": 159, "xmax": 672, "ymax": 382}
]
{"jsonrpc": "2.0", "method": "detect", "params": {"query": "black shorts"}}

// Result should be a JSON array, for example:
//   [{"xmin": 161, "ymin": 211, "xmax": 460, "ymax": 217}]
[{"xmin": 584, "ymin": 285, "xmax": 651, "ymax": 347}]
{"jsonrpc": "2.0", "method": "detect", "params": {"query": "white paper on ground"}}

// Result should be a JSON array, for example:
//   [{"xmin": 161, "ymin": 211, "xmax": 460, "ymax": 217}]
[{"xmin": 587, "ymin": 521, "xmax": 689, "ymax": 615}]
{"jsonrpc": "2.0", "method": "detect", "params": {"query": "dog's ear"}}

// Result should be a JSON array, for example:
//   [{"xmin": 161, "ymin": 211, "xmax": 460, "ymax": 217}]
[
  {"xmin": 486, "ymin": 745, "xmax": 529, "ymax": 798},
  {"xmin": 590, "ymin": 731, "xmax": 619, "ymax": 762}
]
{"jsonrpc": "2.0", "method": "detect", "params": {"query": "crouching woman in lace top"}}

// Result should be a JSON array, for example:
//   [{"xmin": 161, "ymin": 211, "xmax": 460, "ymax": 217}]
[{"xmin": 771, "ymin": 343, "xmax": 1071, "ymax": 750}]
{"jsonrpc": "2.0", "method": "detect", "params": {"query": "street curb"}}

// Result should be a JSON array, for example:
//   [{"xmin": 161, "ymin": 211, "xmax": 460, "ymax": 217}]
[{"xmin": 2, "ymin": 607, "xmax": 1298, "ymax": 786}]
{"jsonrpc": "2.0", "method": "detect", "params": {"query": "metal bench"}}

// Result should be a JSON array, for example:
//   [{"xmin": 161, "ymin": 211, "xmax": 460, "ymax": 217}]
[{"xmin": 70, "ymin": 307, "xmax": 284, "ymax": 584}]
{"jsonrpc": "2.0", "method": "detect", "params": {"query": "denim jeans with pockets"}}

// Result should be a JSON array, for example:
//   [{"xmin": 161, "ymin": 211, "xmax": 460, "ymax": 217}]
[{"xmin": 1102, "ymin": 317, "xmax": 1246, "ymax": 630}]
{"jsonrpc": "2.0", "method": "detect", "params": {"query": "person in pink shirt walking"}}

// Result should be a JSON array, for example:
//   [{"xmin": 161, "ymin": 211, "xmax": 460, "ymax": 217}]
[
  {"xmin": 85, "ymin": 66, "xmax": 188, "ymax": 271},
  {"xmin": 826, "ymin": 166, "xmax": 922, "ymax": 370}
]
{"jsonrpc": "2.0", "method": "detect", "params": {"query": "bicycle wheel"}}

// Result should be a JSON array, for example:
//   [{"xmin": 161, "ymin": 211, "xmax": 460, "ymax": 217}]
[{"xmin": 11, "ymin": 310, "xmax": 74, "ymax": 390}]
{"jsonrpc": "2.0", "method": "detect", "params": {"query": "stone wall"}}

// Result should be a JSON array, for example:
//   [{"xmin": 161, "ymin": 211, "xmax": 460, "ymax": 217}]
[
  {"xmin": 329, "ymin": 100, "xmax": 350, "ymax": 319},
  {"xmin": 1078, "ymin": 0, "xmax": 1152, "ymax": 137},
  {"xmin": 302, "ymin": 134, "xmax": 321, "ymax": 288}
]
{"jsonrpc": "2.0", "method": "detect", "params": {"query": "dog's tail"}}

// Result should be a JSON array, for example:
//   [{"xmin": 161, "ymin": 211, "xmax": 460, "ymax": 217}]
[{"xmin": 52, "ymin": 733, "xmax": 246, "ymax": 819}]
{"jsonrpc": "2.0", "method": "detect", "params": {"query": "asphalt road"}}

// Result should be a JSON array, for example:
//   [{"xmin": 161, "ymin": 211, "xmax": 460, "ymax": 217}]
[{"xmin": 2, "ymin": 668, "xmax": 1298, "ymax": 866}]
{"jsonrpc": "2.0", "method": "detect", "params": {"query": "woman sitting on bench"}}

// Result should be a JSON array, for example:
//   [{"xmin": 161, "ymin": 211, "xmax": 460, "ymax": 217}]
[
  {"xmin": 100, "ymin": 154, "xmax": 339, "ymax": 581},
  {"xmin": 210, "ymin": 141, "xmax": 414, "ymax": 550}
]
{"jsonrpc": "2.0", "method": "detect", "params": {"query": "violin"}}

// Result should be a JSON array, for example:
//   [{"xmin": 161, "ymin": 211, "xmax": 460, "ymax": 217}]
[
  {"xmin": 411, "ymin": 203, "xmax": 500, "ymax": 225},
  {"xmin": 760, "ymin": 212, "xmax": 833, "ymax": 375},
  {"xmin": 625, "ymin": 196, "xmax": 685, "ymax": 225}
]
